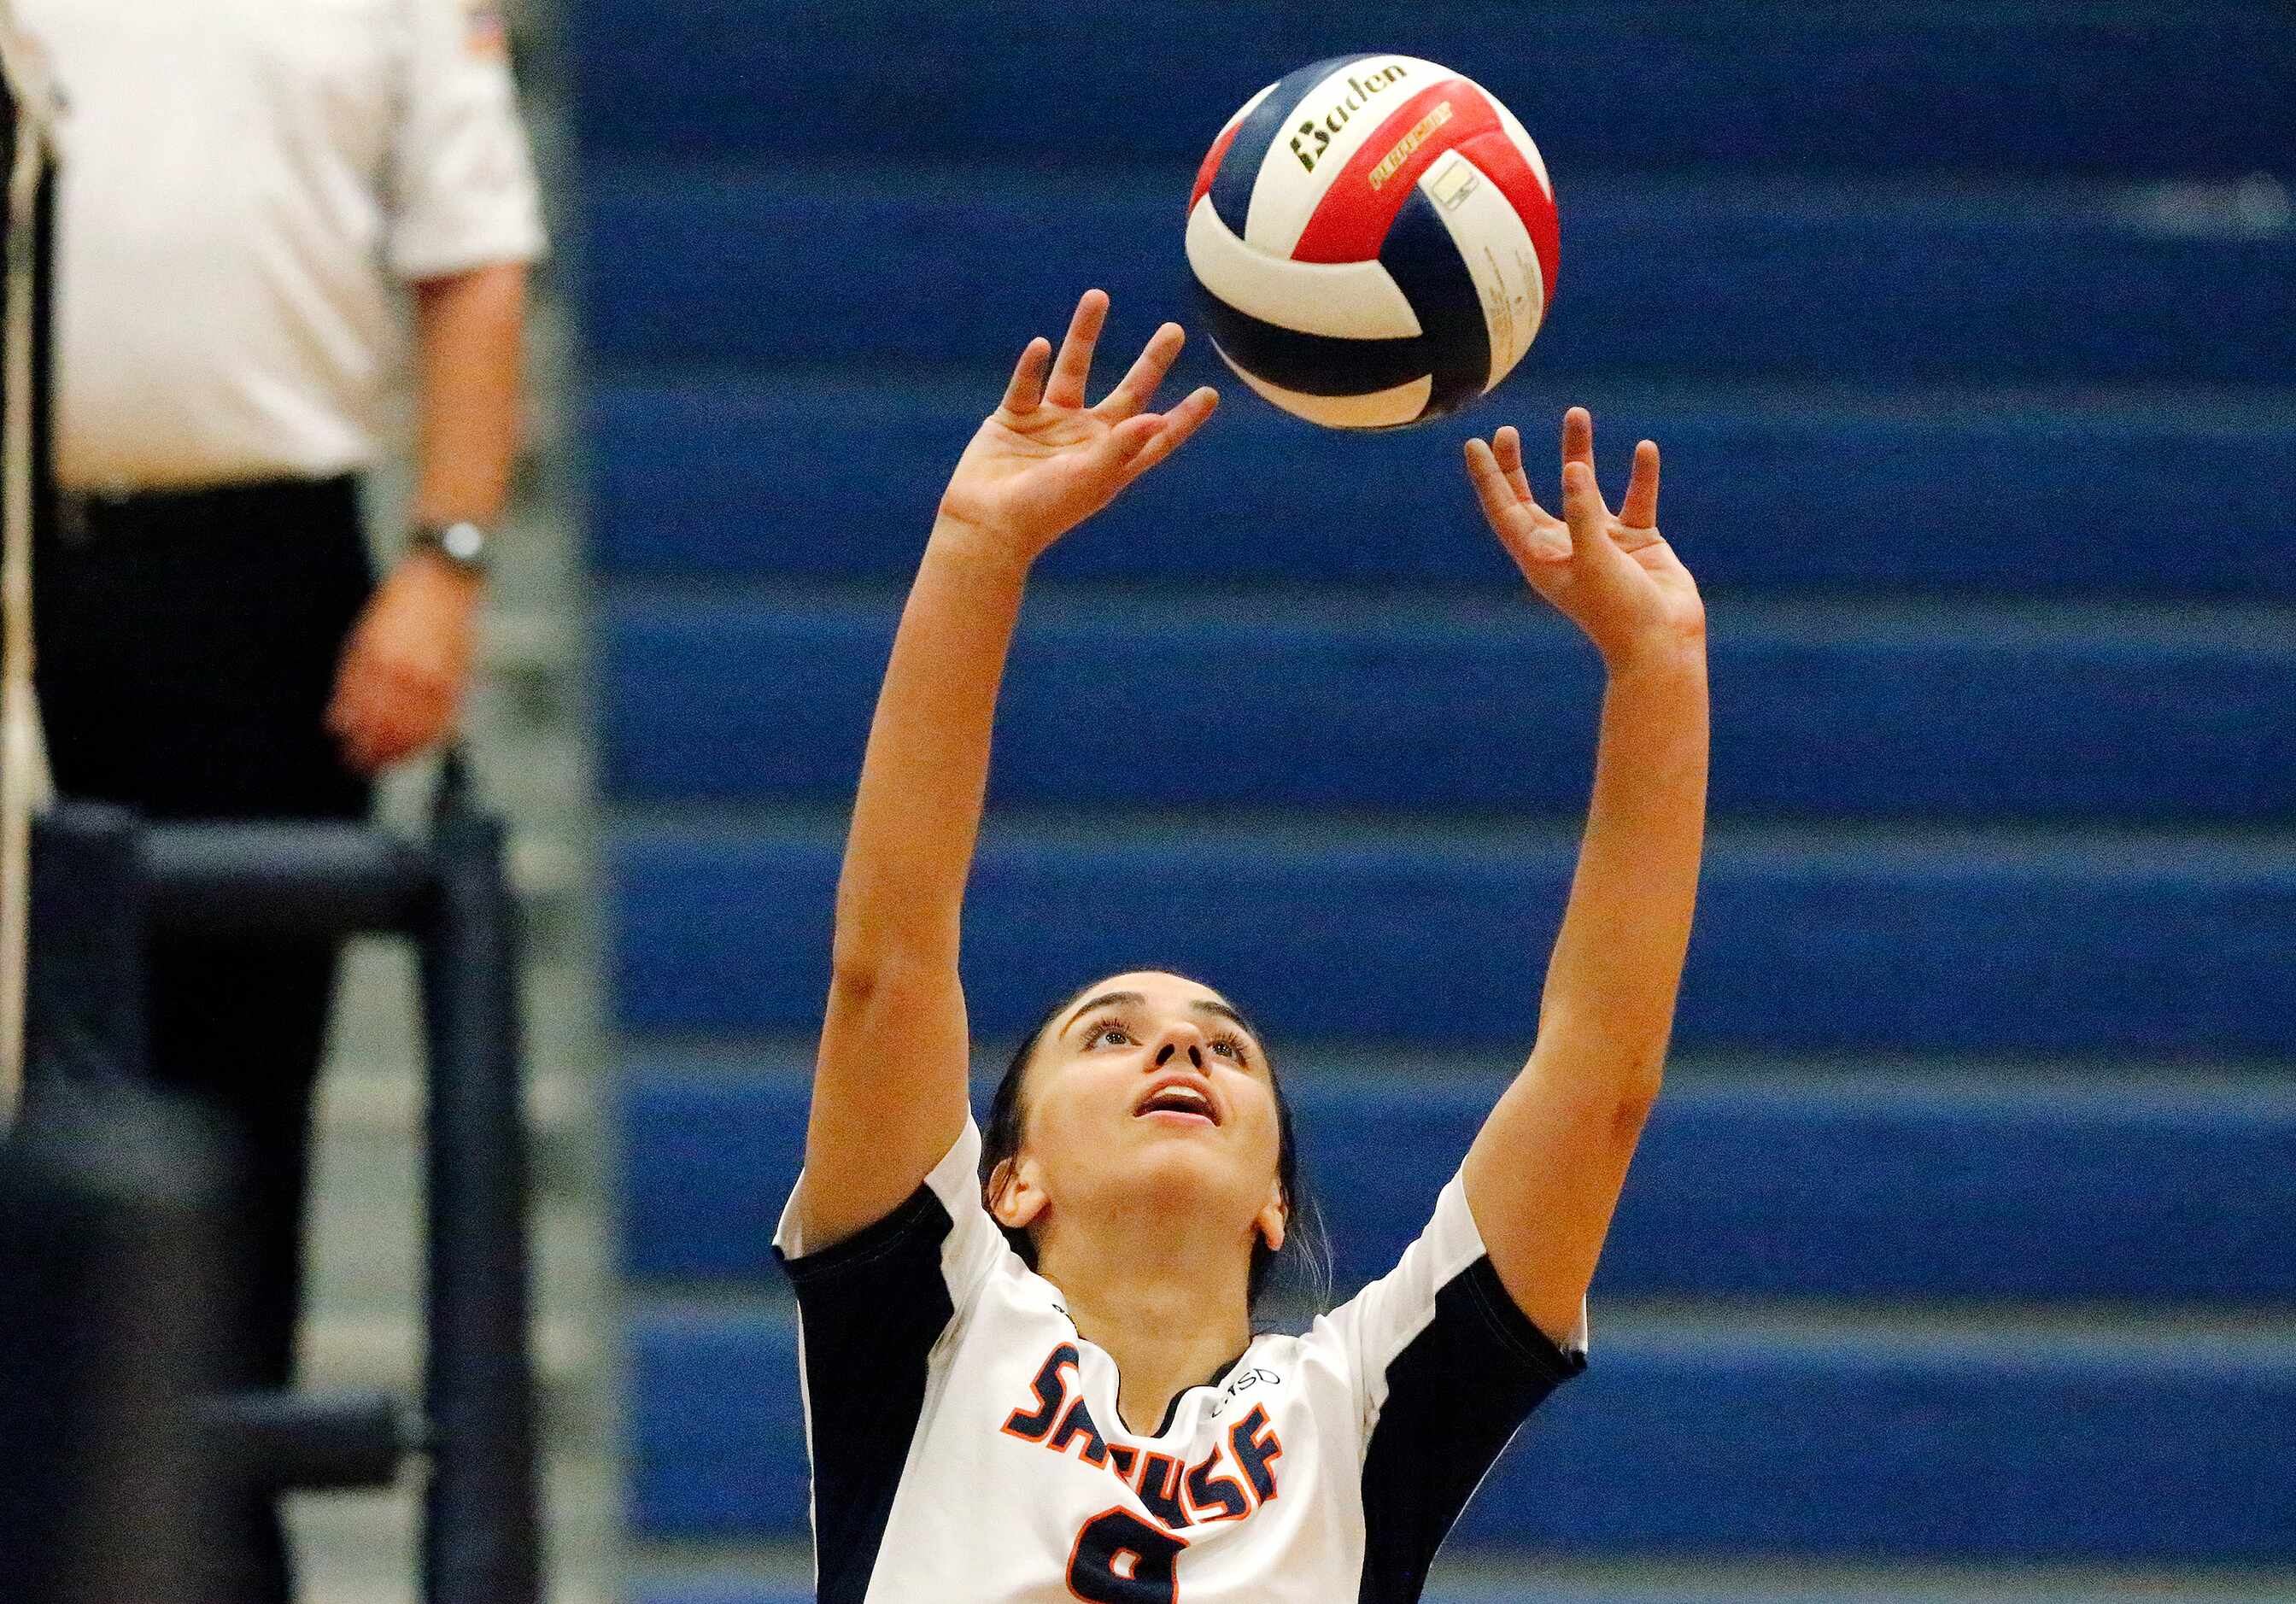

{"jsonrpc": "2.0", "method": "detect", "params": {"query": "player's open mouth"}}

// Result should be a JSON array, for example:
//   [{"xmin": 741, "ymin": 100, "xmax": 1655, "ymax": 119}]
[{"xmin": 1134, "ymin": 1076, "xmax": 1221, "ymax": 1126}]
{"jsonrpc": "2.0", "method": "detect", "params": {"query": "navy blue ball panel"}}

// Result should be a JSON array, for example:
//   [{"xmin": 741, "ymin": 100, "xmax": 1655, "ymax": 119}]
[
  {"xmin": 1206, "ymin": 53, "xmax": 1380, "ymax": 236},
  {"xmin": 1192, "ymin": 282, "xmax": 1432, "ymax": 398},
  {"xmin": 1379, "ymin": 184, "xmax": 1491, "ymax": 419}
]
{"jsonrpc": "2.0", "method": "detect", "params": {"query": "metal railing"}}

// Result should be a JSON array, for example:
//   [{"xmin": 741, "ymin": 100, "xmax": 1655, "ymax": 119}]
[{"xmin": 7, "ymin": 753, "xmax": 539, "ymax": 1604}]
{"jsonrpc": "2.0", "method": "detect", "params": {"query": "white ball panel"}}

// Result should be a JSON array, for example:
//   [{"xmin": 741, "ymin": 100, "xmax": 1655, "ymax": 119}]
[
  {"xmin": 1211, "ymin": 340, "xmax": 1433, "ymax": 429},
  {"xmin": 1415, "ymin": 150, "xmax": 1547, "ymax": 392},
  {"xmin": 1186, "ymin": 200, "xmax": 1421, "ymax": 340},
  {"xmin": 1490, "ymin": 96, "xmax": 1556, "ymax": 202},
  {"xmin": 1241, "ymin": 54, "xmax": 1455, "ymax": 257}
]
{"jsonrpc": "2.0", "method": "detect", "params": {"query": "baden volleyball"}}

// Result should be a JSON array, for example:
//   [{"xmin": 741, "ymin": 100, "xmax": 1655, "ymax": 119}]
[{"xmin": 1185, "ymin": 55, "xmax": 1559, "ymax": 430}]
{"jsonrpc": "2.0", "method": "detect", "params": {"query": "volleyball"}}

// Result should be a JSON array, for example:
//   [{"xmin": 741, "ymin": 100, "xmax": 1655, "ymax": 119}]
[{"xmin": 1184, "ymin": 54, "xmax": 1559, "ymax": 430}]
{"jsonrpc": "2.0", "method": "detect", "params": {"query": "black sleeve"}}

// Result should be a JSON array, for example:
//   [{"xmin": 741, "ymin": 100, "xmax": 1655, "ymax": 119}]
[
  {"xmin": 774, "ymin": 1182, "xmax": 961, "ymax": 1604},
  {"xmin": 1356, "ymin": 1254, "xmax": 1585, "ymax": 1604}
]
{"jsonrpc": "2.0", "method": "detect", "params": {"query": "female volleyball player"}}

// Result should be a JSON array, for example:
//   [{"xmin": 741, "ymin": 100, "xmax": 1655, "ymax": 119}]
[{"xmin": 774, "ymin": 290, "xmax": 1707, "ymax": 1601}]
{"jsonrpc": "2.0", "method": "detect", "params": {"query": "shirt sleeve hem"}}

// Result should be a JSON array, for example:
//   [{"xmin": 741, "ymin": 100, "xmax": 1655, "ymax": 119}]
[
  {"xmin": 390, "ymin": 226, "xmax": 548, "ymax": 284},
  {"xmin": 773, "ymin": 1181, "xmax": 948, "ymax": 1289},
  {"xmin": 1461, "ymin": 1256, "xmax": 1590, "ymax": 1386}
]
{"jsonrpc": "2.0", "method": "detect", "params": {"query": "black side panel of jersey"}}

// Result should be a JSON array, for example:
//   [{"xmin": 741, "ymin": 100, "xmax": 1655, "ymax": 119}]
[
  {"xmin": 1356, "ymin": 1257, "xmax": 1585, "ymax": 1604},
  {"xmin": 776, "ymin": 1184, "xmax": 958, "ymax": 1604}
]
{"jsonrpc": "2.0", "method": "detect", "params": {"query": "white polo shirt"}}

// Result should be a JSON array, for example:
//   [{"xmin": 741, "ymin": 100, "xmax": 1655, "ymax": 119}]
[{"xmin": 19, "ymin": 0, "xmax": 546, "ymax": 491}]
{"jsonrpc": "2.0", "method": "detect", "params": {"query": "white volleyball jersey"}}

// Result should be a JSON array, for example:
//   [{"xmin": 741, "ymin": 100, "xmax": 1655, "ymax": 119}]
[{"xmin": 773, "ymin": 1118, "xmax": 1586, "ymax": 1603}]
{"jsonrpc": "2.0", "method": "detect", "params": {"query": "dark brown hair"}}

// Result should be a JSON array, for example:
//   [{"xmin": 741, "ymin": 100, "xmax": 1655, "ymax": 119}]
[{"xmin": 979, "ymin": 972, "xmax": 1331, "ymax": 1310}]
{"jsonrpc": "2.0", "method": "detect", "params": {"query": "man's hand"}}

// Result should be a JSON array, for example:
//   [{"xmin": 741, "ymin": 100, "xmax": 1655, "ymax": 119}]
[
  {"xmin": 1465, "ymin": 407, "xmax": 1706, "ymax": 670},
  {"xmin": 934, "ymin": 289, "xmax": 1219, "ymax": 570},
  {"xmin": 325, "ymin": 550, "xmax": 482, "ymax": 773}
]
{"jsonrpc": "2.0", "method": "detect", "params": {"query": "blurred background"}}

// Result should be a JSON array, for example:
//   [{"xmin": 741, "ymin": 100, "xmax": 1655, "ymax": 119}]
[{"xmin": 233, "ymin": 1, "xmax": 2296, "ymax": 1601}]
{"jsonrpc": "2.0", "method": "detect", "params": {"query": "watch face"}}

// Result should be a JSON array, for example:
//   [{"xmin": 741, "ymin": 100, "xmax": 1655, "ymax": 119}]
[{"xmin": 442, "ymin": 522, "xmax": 486, "ymax": 563}]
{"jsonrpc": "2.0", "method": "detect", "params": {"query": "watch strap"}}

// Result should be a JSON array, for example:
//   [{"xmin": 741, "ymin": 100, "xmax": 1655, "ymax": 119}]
[{"xmin": 408, "ymin": 519, "xmax": 492, "ymax": 577}]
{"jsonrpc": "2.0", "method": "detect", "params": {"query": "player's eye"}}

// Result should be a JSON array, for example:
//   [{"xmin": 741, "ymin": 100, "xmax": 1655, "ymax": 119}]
[
  {"xmin": 1210, "ymin": 1033, "xmax": 1252, "ymax": 1066},
  {"xmin": 1085, "ymin": 1021, "xmax": 1133, "ymax": 1049}
]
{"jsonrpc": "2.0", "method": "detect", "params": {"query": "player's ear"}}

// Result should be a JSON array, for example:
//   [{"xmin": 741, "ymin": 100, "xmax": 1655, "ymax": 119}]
[
  {"xmin": 1254, "ymin": 1180, "xmax": 1286, "ymax": 1255},
  {"xmin": 987, "ymin": 1156, "xmax": 1048, "ymax": 1231}
]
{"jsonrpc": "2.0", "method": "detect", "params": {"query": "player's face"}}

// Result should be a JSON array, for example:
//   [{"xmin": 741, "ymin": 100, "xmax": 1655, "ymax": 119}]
[{"xmin": 1009, "ymin": 970, "xmax": 1286, "ymax": 1250}]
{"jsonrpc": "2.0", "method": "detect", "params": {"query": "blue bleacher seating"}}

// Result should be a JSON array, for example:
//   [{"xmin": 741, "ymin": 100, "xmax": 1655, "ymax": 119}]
[
  {"xmin": 603, "ymin": 597, "xmax": 2296, "ymax": 820},
  {"xmin": 583, "ymin": 170, "xmax": 2296, "ymax": 388},
  {"xmin": 571, "ymin": 2, "xmax": 2296, "ymax": 180},
  {"xmin": 629, "ymin": 1308, "xmax": 2296, "ymax": 1561},
  {"xmin": 612, "ymin": 827, "xmax": 2296, "ymax": 1055},
  {"xmin": 580, "ymin": 0, "xmax": 2296, "ymax": 1590},
  {"xmin": 589, "ymin": 379, "xmax": 2296, "ymax": 603},
  {"xmin": 619, "ymin": 1067, "xmax": 2296, "ymax": 1303}
]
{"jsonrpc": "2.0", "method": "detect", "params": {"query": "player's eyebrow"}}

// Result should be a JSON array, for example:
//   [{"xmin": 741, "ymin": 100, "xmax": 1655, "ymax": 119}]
[
  {"xmin": 1059, "ymin": 991, "xmax": 1262, "ymax": 1048},
  {"xmin": 1061, "ymin": 991, "xmax": 1145, "ymax": 1036},
  {"xmin": 1189, "ymin": 998, "xmax": 1259, "ymax": 1042}
]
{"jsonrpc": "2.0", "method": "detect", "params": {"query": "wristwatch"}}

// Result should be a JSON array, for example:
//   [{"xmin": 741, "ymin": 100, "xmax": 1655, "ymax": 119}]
[{"xmin": 408, "ymin": 519, "xmax": 492, "ymax": 578}]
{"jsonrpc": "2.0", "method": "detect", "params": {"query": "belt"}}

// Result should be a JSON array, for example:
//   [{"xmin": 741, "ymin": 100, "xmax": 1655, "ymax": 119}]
[{"xmin": 54, "ymin": 473, "xmax": 359, "ymax": 542}]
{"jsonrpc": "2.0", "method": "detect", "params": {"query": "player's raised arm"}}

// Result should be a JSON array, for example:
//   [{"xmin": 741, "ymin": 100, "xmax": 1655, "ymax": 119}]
[
  {"xmin": 796, "ymin": 290, "xmax": 1219, "ymax": 1250},
  {"xmin": 1455, "ymin": 407, "xmax": 1710, "ymax": 1345}
]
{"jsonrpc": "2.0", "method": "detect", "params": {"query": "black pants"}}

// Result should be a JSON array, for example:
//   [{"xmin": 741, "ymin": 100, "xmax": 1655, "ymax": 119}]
[{"xmin": 32, "ymin": 475, "xmax": 375, "ymax": 1604}]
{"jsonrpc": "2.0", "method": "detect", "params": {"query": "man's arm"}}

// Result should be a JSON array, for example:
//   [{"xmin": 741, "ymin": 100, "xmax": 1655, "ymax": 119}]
[
  {"xmin": 326, "ymin": 261, "xmax": 527, "ymax": 774},
  {"xmin": 409, "ymin": 261, "xmax": 527, "ymax": 530},
  {"xmin": 1457, "ymin": 410, "xmax": 1710, "ymax": 1346}
]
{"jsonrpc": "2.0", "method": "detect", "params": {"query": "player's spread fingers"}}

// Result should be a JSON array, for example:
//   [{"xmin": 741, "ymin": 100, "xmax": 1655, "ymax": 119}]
[
  {"xmin": 1127, "ymin": 386, "xmax": 1220, "ymax": 476},
  {"xmin": 1620, "ymin": 438, "xmax": 1662, "ymax": 530},
  {"xmin": 1561, "ymin": 459, "xmax": 1619, "ymax": 560},
  {"xmin": 1095, "ymin": 323, "xmax": 1185, "ymax": 422},
  {"xmin": 1042, "ymin": 289, "xmax": 1110, "ymax": 410},
  {"xmin": 1492, "ymin": 424, "xmax": 1537, "ymax": 505},
  {"xmin": 1560, "ymin": 406, "xmax": 1596, "ymax": 477},
  {"xmin": 1465, "ymin": 436, "xmax": 1550, "ymax": 541},
  {"xmin": 999, "ymin": 337, "xmax": 1052, "ymax": 414},
  {"xmin": 1469, "ymin": 442, "xmax": 1569, "ymax": 571},
  {"xmin": 1463, "ymin": 437, "xmax": 1515, "ymax": 524},
  {"xmin": 1106, "ymin": 412, "xmax": 1163, "ymax": 463}
]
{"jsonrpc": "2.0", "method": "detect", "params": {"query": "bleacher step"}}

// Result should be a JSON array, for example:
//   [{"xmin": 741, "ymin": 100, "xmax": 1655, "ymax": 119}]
[
  {"xmin": 618, "ymin": 1063, "xmax": 2296, "ymax": 1304},
  {"xmin": 603, "ymin": 591, "xmax": 2296, "ymax": 821},
  {"xmin": 625, "ymin": 1303, "xmax": 2296, "ymax": 1560},
  {"xmin": 630, "ymin": 1560, "xmax": 2296, "ymax": 1604},
  {"xmin": 589, "ymin": 376, "xmax": 2296, "ymax": 601},
  {"xmin": 611, "ymin": 818, "xmax": 2296, "ymax": 1054},
  {"xmin": 571, "ymin": 0, "xmax": 2295, "ymax": 181},
  {"xmin": 325, "ymin": 942, "xmax": 599, "ymax": 1080},
  {"xmin": 289, "ymin": 1454, "xmax": 618, "ymax": 1604},
  {"xmin": 298, "ymin": 1310, "xmax": 598, "ymax": 1429},
  {"xmin": 583, "ymin": 166, "xmax": 2296, "ymax": 385}
]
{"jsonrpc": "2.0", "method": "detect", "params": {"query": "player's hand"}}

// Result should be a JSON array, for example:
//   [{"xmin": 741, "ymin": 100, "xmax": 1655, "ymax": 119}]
[
  {"xmin": 325, "ymin": 550, "xmax": 482, "ymax": 773},
  {"xmin": 934, "ymin": 289, "xmax": 1219, "ymax": 568},
  {"xmin": 1465, "ymin": 407, "xmax": 1706, "ymax": 671}
]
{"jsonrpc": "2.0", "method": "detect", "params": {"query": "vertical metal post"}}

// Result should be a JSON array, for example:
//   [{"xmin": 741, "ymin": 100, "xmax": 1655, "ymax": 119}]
[
  {"xmin": 22, "ymin": 801, "xmax": 144, "ymax": 1092},
  {"xmin": 418, "ymin": 753, "xmax": 540, "ymax": 1604},
  {"xmin": 0, "ymin": 1083, "xmax": 237, "ymax": 1604},
  {"xmin": 0, "ymin": 32, "xmax": 61, "ymax": 1117}
]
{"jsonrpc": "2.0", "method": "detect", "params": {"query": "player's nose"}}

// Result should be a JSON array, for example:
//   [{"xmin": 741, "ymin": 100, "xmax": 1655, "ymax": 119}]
[{"xmin": 1150, "ymin": 1021, "xmax": 1206, "ymax": 1069}]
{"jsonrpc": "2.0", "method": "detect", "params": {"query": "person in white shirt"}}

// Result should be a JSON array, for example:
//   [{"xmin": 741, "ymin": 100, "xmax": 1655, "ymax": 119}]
[
  {"xmin": 15, "ymin": 1, "xmax": 543, "ymax": 1595},
  {"xmin": 776, "ymin": 289, "xmax": 1710, "ymax": 1601}
]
